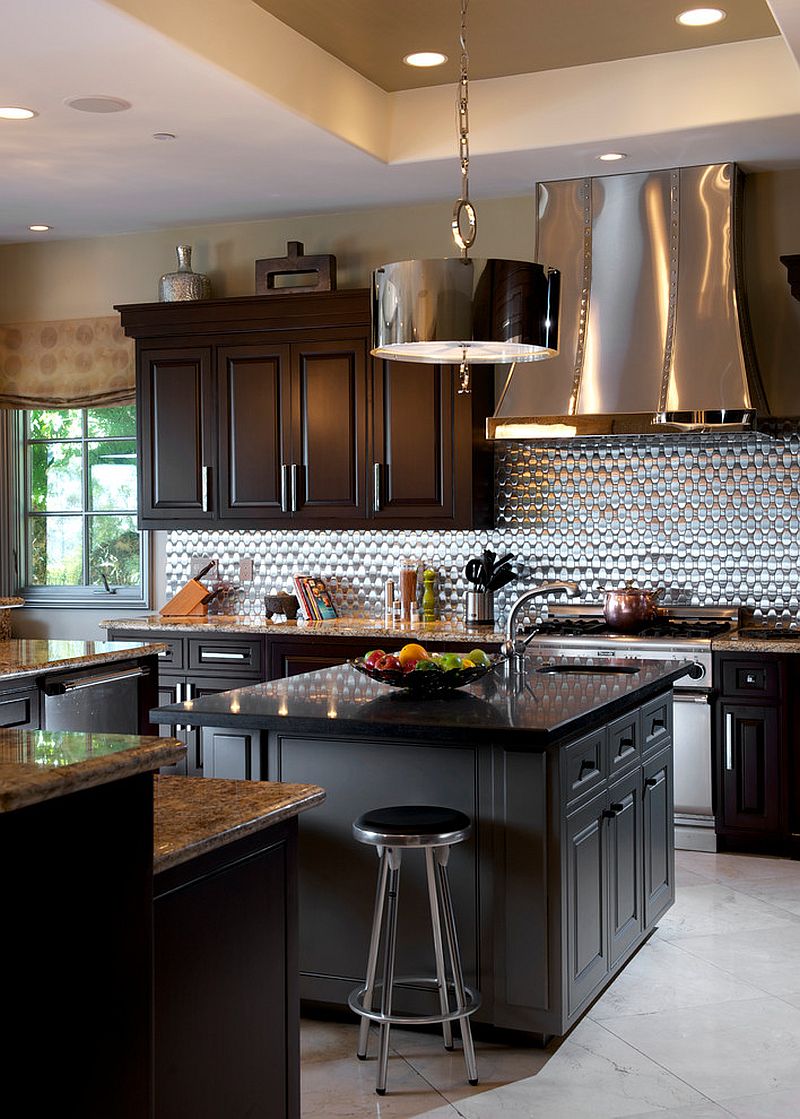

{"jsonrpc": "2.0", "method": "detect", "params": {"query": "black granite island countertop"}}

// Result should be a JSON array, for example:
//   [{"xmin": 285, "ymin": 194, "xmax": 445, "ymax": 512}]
[
  {"xmin": 152, "ymin": 653, "xmax": 684, "ymax": 1046},
  {"xmin": 152, "ymin": 655, "xmax": 689, "ymax": 747}
]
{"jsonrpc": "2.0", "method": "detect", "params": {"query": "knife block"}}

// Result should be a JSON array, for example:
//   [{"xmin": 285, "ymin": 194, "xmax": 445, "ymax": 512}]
[{"xmin": 160, "ymin": 578, "xmax": 209, "ymax": 617}]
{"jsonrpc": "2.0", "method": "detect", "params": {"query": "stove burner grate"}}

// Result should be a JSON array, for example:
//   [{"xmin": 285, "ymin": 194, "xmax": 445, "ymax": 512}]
[{"xmin": 522, "ymin": 615, "xmax": 731, "ymax": 640}]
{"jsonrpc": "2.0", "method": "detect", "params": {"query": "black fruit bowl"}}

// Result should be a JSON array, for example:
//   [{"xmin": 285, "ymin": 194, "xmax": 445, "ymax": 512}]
[{"xmin": 349, "ymin": 655, "xmax": 503, "ymax": 696}]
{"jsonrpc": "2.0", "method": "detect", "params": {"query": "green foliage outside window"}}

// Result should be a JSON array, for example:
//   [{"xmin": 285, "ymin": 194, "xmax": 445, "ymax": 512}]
[{"xmin": 25, "ymin": 406, "xmax": 143, "ymax": 590}]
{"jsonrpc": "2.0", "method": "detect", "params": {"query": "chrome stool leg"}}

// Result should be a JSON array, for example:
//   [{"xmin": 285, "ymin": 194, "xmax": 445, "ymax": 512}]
[
  {"xmin": 437, "ymin": 847, "xmax": 479, "ymax": 1085},
  {"xmin": 357, "ymin": 849, "xmax": 390, "ymax": 1060},
  {"xmin": 376, "ymin": 848, "xmax": 402, "ymax": 1096},
  {"xmin": 425, "ymin": 847, "xmax": 453, "ymax": 1051}
]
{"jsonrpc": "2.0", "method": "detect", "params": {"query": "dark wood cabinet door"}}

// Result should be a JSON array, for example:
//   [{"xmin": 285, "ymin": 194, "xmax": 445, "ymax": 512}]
[
  {"xmin": 720, "ymin": 704, "xmax": 781, "ymax": 834},
  {"xmin": 371, "ymin": 359, "xmax": 454, "ymax": 522},
  {"xmin": 607, "ymin": 768, "xmax": 643, "ymax": 966},
  {"xmin": 156, "ymin": 678, "xmax": 188, "ymax": 776},
  {"xmin": 642, "ymin": 747, "xmax": 674, "ymax": 927},
  {"xmin": 565, "ymin": 790, "xmax": 608, "ymax": 1014},
  {"xmin": 289, "ymin": 338, "xmax": 367, "ymax": 522},
  {"xmin": 217, "ymin": 344, "xmax": 292, "ymax": 522},
  {"xmin": 138, "ymin": 347, "xmax": 215, "ymax": 524}
]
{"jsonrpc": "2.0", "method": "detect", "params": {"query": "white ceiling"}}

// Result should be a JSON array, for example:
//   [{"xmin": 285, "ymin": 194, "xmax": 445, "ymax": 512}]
[{"xmin": 1, "ymin": 0, "xmax": 799, "ymax": 243}]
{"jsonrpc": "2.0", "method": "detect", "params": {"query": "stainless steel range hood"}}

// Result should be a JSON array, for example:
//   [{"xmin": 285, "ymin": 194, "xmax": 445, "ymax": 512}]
[{"xmin": 488, "ymin": 164, "xmax": 768, "ymax": 439}]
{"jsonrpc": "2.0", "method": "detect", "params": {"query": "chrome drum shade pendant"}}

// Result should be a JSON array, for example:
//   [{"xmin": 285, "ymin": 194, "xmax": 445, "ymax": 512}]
[{"xmin": 371, "ymin": 0, "xmax": 560, "ymax": 393}]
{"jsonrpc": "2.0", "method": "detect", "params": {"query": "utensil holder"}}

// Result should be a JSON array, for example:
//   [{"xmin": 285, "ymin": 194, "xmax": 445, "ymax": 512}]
[{"xmin": 465, "ymin": 591, "xmax": 494, "ymax": 626}]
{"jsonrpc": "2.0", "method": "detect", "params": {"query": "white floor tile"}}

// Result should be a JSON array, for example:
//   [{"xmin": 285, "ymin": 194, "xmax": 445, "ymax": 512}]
[
  {"xmin": 652, "ymin": 883, "xmax": 795, "ymax": 941},
  {"xmin": 622, "ymin": 1106, "xmax": 733, "ymax": 1119},
  {"xmin": 734, "ymin": 881, "xmax": 800, "ymax": 918},
  {"xmin": 601, "ymin": 996, "xmax": 800, "ymax": 1101},
  {"xmin": 588, "ymin": 937, "xmax": 765, "ymax": 1020},
  {"xmin": 719, "ymin": 1087, "xmax": 800, "ymax": 1118},
  {"xmin": 673, "ymin": 852, "xmax": 800, "ymax": 888},
  {"xmin": 669, "ymin": 923, "xmax": 800, "ymax": 1000}
]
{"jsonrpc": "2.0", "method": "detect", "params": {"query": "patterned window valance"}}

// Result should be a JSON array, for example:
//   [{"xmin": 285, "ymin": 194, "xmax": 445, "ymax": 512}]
[{"xmin": 0, "ymin": 316, "xmax": 134, "ymax": 409}]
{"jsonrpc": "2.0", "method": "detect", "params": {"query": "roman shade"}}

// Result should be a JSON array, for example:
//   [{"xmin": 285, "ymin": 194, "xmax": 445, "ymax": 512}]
[{"xmin": 0, "ymin": 316, "xmax": 134, "ymax": 409}]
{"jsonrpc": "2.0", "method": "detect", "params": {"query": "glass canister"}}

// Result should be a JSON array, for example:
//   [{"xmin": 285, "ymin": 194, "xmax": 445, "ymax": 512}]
[{"xmin": 398, "ymin": 558, "xmax": 418, "ymax": 623}]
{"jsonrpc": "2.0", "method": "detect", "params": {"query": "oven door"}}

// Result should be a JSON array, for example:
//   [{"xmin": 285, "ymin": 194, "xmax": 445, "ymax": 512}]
[{"xmin": 673, "ymin": 689, "xmax": 713, "ymax": 818}]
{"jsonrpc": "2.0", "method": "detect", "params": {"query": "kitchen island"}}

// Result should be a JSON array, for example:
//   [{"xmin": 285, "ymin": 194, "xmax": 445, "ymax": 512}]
[{"xmin": 153, "ymin": 654, "xmax": 686, "ymax": 1041}]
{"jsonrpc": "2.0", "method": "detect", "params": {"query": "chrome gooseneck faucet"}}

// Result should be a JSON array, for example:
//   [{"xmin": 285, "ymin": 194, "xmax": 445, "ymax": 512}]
[{"xmin": 503, "ymin": 581, "xmax": 580, "ymax": 672}]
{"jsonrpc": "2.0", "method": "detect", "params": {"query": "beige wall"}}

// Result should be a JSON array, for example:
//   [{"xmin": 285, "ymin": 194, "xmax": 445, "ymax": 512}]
[{"xmin": 0, "ymin": 196, "xmax": 536, "ymax": 321}]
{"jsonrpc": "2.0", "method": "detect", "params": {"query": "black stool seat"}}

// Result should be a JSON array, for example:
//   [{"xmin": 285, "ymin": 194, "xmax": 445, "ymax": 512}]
[{"xmin": 353, "ymin": 805, "xmax": 472, "ymax": 848}]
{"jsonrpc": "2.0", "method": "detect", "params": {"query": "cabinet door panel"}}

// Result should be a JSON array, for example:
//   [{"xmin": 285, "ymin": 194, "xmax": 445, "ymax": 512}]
[
  {"xmin": 291, "ymin": 339, "xmax": 367, "ymax": 520},
  {"xmin": 139, "ymin": 347, "xmax": 214, "ymax": 521},
  {"xmin": 156, "ymin": 679, "xmax": 188, "ymax": 776},
  {"xmin": 642, "ymin": 748, "xmax": 674, "ymax": 926},
  {"xmin": 607, "ymin": 769, "xmax": 642, "ymax": 966},
  {"xmin": 217, "ymin": 345, "xmax": 291, "ymax": 520},
  {"xmin": 566, "ymin": 792, "xmax": 608, "ymax": 1014},
  {"xmin": 0, "ymin": 687, "xmax": 40, "ymax": 729},
  {"xmin": 720, "ymin": 704, "xmax": 780, "ymax": 834},
  {"xmin": 371, "ymin": 360, "xmax": 454, "ymax": 521}
]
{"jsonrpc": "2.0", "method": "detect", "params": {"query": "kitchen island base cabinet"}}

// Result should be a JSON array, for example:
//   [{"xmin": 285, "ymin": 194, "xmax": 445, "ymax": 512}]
[
  {"xmin": 254, "ymin": 700, "xmax": 674, "ymax": 1041},
  {"xmin": 154, "ymin": 819, "xmax": 299, "ymax": 1119}
]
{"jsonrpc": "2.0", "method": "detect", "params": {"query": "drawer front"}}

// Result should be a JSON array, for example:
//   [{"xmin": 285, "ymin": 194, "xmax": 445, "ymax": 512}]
[
  {"xmin": 0, "ymin": 688, "xmax": 40, "ymax": 730},
  {"xmin": 641, "ymin": 694, "xmax": 673, "ymax": 756},
  {"xmin": 563, "ymin": 728, "xmax": 607, "ymax": 806},
  {"xmin": 107, "ymin": 630, "xmax": 185, "ymax": 671},
  {"xmin": 607, "ymin": 711, "xmax": 640, "ymax": 776},
  {"xmin": 720, "ymin": 658, "xmax": 780, "ymax": 700},
  {"xmin": 188, "ymin": 637, "xmax": 262, "ymax": 676}
]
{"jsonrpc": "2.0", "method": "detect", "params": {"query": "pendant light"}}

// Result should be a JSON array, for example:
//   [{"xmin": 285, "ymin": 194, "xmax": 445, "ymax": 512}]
[{"xmin": 371, "ymin": 0, "xmax": 561, "ymax": 393}]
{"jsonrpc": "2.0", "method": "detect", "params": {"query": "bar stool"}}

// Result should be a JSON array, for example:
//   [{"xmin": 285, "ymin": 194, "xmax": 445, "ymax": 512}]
[{"xmin": 348, "ymin": 804, "xmax": 479, "ymax": 1095}]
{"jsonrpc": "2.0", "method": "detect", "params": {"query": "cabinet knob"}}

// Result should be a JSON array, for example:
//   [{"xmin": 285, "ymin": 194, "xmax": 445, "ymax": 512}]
[
  {"xmin": 603, "ymin": 803, "xmax": 624, "ymax": 819},
  {"xmin": 644, "ymin": 777, "xmax": 658, "ymax": 789}
]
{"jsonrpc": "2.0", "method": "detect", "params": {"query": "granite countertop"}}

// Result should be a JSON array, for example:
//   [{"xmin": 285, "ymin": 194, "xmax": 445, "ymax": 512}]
[
  {"xmin": 0, "ymin": 597, "xmax": 24, "ymax": 608},
  {"xmin": 712, "ymin": 632, "xmax": 800, "ymax": 654},
  {"xmin": 152, "ymin": 656, "xmax": 688, "ymax": 747},
  {"xmin": 102, "ymin": 614, "xmax": 506, "ymax": 644},
  {"xmin": 0, "ymin": 639, "xmax": 167, "ymax": 683},
  {"xmin": 153, "ymin": 775, "xmax": 325, "ymax": 872},
  {"xmin": 0, "ymin": 729, "xmax": 185, "ymax": 813}
]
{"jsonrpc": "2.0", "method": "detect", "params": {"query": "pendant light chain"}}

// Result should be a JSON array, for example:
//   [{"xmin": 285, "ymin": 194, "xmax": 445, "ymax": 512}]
[{"xmin": 452, "ymin": 0, "xmax": 477, "ymax": 262}]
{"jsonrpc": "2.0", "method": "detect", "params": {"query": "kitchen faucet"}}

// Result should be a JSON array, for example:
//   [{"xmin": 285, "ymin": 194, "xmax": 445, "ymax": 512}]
[{"xmin": 503, "ymin": 581, "xmax": 580, "ymax": 671}]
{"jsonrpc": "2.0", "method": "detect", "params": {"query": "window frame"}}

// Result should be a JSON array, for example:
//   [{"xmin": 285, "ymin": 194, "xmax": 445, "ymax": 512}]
[{"xmin": 13, "ymin": 408, "xmax": 151, "ymax": 608}]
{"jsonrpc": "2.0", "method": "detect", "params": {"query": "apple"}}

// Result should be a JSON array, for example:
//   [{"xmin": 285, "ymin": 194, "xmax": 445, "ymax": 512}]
[
  {"xmin": 364, "ymin": 648, "xmax": 386, "ymax": 668},
  {"xmin": 376, "ymin": 654, "xmax": 401, "ymax": 672}
]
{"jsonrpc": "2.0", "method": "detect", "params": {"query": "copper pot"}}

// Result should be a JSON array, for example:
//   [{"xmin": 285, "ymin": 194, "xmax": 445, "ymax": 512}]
[{"xmin": 603, "ymin": 582, "xmax": 664, "ymax": 632}]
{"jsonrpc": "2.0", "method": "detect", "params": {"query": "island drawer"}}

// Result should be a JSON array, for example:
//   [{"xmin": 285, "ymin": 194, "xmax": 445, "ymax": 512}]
[
  {"xmin": 107, "ymin": 629, "xmax": 185, "ymax": 671},
  {"xmin": 0, "ymin": 687, "xmax": 40, "ymax": 730},
  {"xmin": 607, "ymin": 711, "xmax": 640, "ymax": 777},
  {"xmin": 641, "ymin": 694, "xmax": 673, "ymax": 756},
  {"xmin": 188, "ymin": 637, "xmax": 263, "ymax": 677},
  {"xmin": 563, "ymin": 728, "xmax": 607, "ymax": 805}
]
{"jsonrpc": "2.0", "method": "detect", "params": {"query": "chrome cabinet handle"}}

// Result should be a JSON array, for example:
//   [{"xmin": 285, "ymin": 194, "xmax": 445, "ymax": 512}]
[
  {"xmin": 290, "ymin": 463, "xmax": 299, "ymax": 512},
  {"xmin": 725, "ymin": 712, "xmax": 734, "ymax": 770},
  {"xmin": 199, "ymin": 650, "xmax": 248, "ymax": 661},
  {"xmin": 44, "ymin": 665, "xmax": 149, "ymax": 695},
  {"xmin": 280, "ymin": 464, "xmax": 289, "ymax": 513},
  {"xmin": 373, "ymin": 462, "xmax": 382, "ymax": 512},
  {"xmin": 174, "ymin": 681, "xmax": 185, "ymax": 732},
  {"xmin": 201, "ymin": 465, "xmax": 210, "ymax": 512}
]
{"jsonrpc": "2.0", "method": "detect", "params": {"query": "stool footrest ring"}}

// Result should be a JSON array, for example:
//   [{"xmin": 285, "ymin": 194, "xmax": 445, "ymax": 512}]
[{"xmin": 349, "ymin": 975, "xmax": 480, "ymax": 1028}]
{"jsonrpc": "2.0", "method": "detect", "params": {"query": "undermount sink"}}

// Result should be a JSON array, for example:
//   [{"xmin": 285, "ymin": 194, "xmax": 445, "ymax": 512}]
[{"xmin": 536, "ymin": 663, "xmax": 640, "ymax": 676}]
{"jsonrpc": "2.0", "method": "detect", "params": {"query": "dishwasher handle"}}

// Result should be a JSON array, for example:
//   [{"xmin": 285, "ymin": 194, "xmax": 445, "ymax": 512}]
[{"xmin": 43, "ymin": 665, "xmax": 150, "ymax": 696}]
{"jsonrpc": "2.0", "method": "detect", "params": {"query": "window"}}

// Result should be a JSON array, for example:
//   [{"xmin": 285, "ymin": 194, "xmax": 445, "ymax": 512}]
[{"xmin": 20, "ymin": 405, "xmax": 148, "ymax": 605}]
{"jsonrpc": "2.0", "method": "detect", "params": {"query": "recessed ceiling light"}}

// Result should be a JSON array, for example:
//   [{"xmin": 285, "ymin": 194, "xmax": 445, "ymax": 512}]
[
  {"xmin": 598, "ymin": 152, "xmax": 628, "ymax": 161},
  {"xmin": 29, "ymin": 224, "xmax": 51, "ymax": 232},
  {"xmin": 676, "ymin": 8, "xmax": 727, "ymax": 27},
  {"xmin": 152, "ymin": 132, "xmax": 176, "ymax": 141},
  {"xmin": 403, "ymin": 51, "xmax": 448, "ymax": 68},
  {"xmin": 0, "ymin": 106, "xmax": 37, "ymax": 120},
  {"xmin": 64, "ymin": 96, "xmax": 132, "ymax": 113}
]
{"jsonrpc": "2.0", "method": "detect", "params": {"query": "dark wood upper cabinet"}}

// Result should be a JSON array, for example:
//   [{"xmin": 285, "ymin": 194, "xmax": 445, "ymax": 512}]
[
  {"xmin": 138, "ymin": 347, "xmax": 215, "ymax": 523},
  {"xmin": 117, "ymin": 290, "xmax": 493, "ymax": 530}
]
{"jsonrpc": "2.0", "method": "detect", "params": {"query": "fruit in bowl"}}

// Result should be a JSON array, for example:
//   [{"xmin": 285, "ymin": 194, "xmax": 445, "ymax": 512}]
[{"xmin": 351, "ymin": 642, "xmax": 498, "ymax": 695}]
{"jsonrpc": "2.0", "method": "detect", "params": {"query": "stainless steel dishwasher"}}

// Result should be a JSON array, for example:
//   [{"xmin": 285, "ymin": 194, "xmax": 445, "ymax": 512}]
[{"xmin": 41, "ymin": 661, "xmax": 150, "ymax": 733}]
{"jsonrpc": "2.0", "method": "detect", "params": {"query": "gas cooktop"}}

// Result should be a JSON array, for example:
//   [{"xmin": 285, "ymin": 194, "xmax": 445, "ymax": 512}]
[{"xmin": 522, "ymin": 615, "xmax": 732, "ymax": 641}]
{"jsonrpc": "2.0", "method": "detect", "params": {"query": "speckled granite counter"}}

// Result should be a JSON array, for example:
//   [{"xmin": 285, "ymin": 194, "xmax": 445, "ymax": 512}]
[
  {"xmin": 713, "ymin": 632, "xmax": 800, "ymax": 654},
  {"xmin": 102, "ymin": 613, "xmax": 505, "ymax": 644},
  {"xmin": 0, "ymin": 638, "xmax": 168, "ymax": 683},
  {"xmin": 0, "ymin": 728, "xmax": 184, "ymax": 812},
  {"xmin": 153, "ymin": 775, "xmax": 325, "ymax": 871}
]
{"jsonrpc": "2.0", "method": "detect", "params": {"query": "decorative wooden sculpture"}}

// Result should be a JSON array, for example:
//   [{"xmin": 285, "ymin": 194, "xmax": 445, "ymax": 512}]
[
  {"xmin": 255, "ymin": 241, "xmax": 337, "ymax": 295},
  {"xmin": 780, "ymin": 255, "xmax": 800, "ymax": 302}
]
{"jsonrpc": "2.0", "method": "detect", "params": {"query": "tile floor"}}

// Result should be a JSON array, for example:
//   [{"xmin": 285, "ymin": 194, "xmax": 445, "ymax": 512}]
[{"xmin": 300, "ymin": 850, "xmax": 800, "ymax": 1118}]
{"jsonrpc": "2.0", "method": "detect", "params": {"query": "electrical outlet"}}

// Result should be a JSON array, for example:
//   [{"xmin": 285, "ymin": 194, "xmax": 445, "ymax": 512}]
[
  {"xmin": 239, "ymin": 557, "xmax": 254, "ymax": 583},
  {"xmin": 191, "ymin": 555, "xmax": 217, "ymax": 578}
]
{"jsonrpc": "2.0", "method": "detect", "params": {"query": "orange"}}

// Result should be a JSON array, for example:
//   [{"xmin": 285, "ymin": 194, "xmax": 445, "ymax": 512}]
[{"xmin": 398, "ymin": 642, "xmax": 429, "ymax": 668}]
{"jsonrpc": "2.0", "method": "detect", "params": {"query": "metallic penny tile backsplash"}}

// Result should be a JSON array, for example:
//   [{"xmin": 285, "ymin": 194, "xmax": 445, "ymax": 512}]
[{"xmin": 166, "ymin": 428, "xmax": 800, "ymax": 621}]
